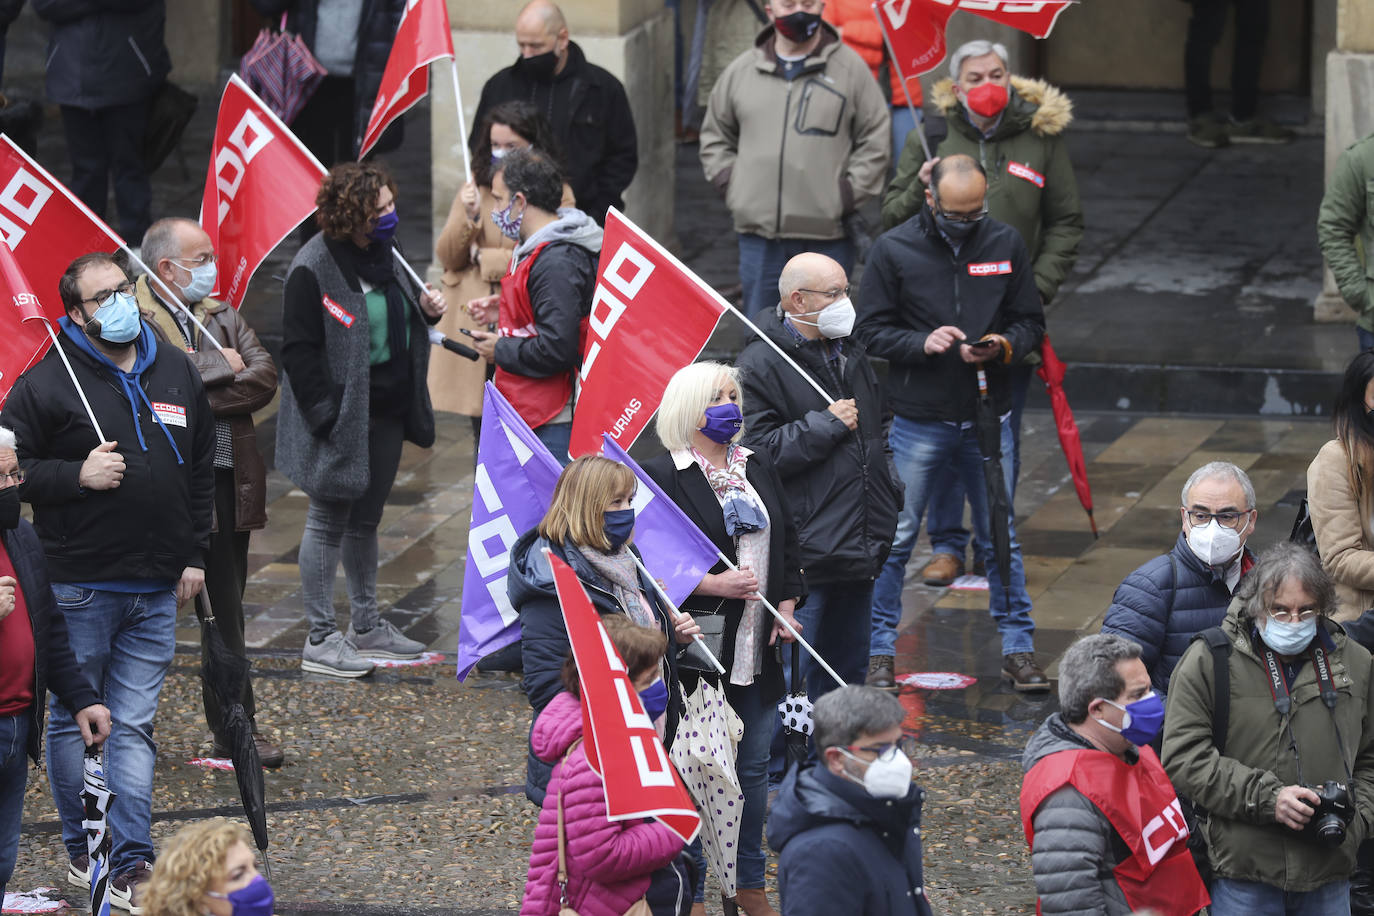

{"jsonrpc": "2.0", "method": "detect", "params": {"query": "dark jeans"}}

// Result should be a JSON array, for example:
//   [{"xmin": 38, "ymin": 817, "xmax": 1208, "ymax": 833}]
[
  {"xmin": 1358, "ymin": 327, "xmax": 1374, "ymax": 353},
  {"xmin": 0, "ymin": 713, "xmax": 29, "ymax": 901},
  {"xmin": 293, "ymin": 75, "xmax": 355, "ymax": 168},
  {"xmin": 60, "ymin": 100, "xmax": 152, "ymax": 241},
  {"xmin": 202, "ymin": 468, "xmax": 256, "ymax": 739},
  {"xmin": 1184, "ymin": 0, "xmax": 1271, "ymax": 119},
  {"xmin": 795, "ymin": 581, "xmax": 871, "ymax": 694}
]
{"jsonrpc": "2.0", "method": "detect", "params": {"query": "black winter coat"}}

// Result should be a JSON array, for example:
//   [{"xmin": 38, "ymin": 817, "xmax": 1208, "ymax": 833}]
[
  {"xmin": 493, "ymin": 239, "xmax": 597, "ymax": 381},
  {"xmin": 642, "ymin": 448, "xmax": 806, "ymax": 703},
  {"xmin": 855, "ymin": 206, "xmax": 1044, "ymax": 422},
  {"xmin": 32, "ymin": 0, "xmax": 170, "ymax": 109},
  {"xmin": 737, "ymin": 311, "xmax": 902, "ymax": 583},
  {"xmin": 1101, "ymin": 532, "xmax": 1254, "ymax": 696},
  {"xmin": 471, "ymin": 42, "xmax": 637, "ymax": 226},
  {"xmin": 248, "ymin": 0, "xmax": 404, "ymax": 154},
  {"xmin": 768, "ymin": 764, "xmax": 934, "ymax": 916},
  {"xmin": 2, "ymin": 325, "xmax": 215, "ymax": 582},
  {"xmin": 3, "ymin": 520, "xmax": 100, "ymax": 762},
  {"xmin": 508, "ymin": 530, "xmax": 682, "ymax": 804}
]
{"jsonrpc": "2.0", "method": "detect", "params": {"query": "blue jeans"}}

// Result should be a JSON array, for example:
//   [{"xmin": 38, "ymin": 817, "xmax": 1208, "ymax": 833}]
[
  {"xmin": 0, "ymin": 713, "xmax": 29, "ymax": 900},
  {"xmin": 928, "ymin": 365, "xmax": 1034, "ymax": 559},
  {"xmin": 795, "ymin": 581, "xmax": 871, "ymax": 698},
  {"xmin": 1358, "ymin": 327, "xmax": 1374, "ymax": 353},
  {"xmin": 870, "ymin": 415, "xmax": 1035, "ymax": 657},
  {"xmin": 47, "ymin": 585, "xmax": 176, "ymax": 874},
  {"xmin": 1210, "ymin": 877, "xmax": 1350, "ymax": 916},
  {"xmin": 890, "ymin": 105, "xmax": 924, "ymax": 178},
  {"xmin": 737, "ymin": 234, "xmax": 854, "ymax": 319},
  {"xmin": 533, "ymin": 421, "xmax": 572, "ymax": 466}
]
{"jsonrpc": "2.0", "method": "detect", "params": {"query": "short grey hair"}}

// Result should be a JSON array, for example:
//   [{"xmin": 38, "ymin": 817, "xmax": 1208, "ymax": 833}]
[
  {"xmin": 813, "ymin": 685, "xmax": 906, "ymax": 750},
  {"xmin": 1059, "ymin": 634, "xmax": 1142, "ymax": 724},
  {"xmin": 0, "ymin": 426, "xmax": 14, "ymax": 449},
  {"xmin": 949, "ymin": 39, "xmax": 1009, "ymax": 81},
  {"xmin": 139, "ymin": 217, "xmax": 199, "ymax": 277},
  {"xmin": 1181, "ymin": 461, "xmax": 1256, "ymax": 511},
  {"xmin": 1237, "ymin": 541, "xmax": 1336, "ymax": 624},
  {"xmin": 654, "ymin": 361, "xmax": 743, "ymax": 452}
]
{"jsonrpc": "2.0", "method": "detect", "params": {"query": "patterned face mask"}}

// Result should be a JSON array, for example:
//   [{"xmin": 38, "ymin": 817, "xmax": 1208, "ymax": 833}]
[{"xmin": 491, "ymin": 197, "xmax": 525, "ymax": 241}]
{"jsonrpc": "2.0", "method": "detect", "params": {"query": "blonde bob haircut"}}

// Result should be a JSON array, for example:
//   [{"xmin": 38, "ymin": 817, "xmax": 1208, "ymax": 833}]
[
  {"xmin": 142, "ymin": 818, "xmax": 251, "ymax": 916},
  {"xmin": 538, "ymin": 455, "xmax": 636, "ymax": 552},
  {"xmin": 655, "ymin": 361, "xmax": 744, "ymax": 452}
]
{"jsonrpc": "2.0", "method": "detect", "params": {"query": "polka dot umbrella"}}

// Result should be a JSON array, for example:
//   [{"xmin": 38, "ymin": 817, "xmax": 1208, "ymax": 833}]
[{"xmin": 670, "ymin": 680, "xmax": 744, "ymax": 898}]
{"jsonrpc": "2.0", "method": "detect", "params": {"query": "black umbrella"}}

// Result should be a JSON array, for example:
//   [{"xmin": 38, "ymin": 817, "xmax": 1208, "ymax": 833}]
[
  {"xmin": 778, "ymin": 647, "xmax": 812, "ymax": 774},
  {"xmin": 197, "ymin": 592, "xmax": 272, "ymax": 881},
  {"xmin": 974, "ymin": 368, "xmax": 1013, "ymax": 584},
  {"xmin": 81, "ymin": 746, "xmax": 114, "ymax": 916}
]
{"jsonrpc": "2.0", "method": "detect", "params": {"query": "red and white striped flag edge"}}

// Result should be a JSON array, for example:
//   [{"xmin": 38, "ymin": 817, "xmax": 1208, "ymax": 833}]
[{"xmin": 358, "ymin": 0, "xmax": 455, "ymax": 158}]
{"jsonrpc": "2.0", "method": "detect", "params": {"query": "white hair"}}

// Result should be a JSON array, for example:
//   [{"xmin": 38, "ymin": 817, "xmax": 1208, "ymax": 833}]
[
  {"xmin": 1181, "ymin": 461, "xmax": 1256, "ymax": 511},
  {"xmin": 654, "ymin": 361, "xmax": 743, "ymax": 451},
  {"xmin": 0, "ymin": 426, "xmax": 14, "ymax": 449},
  {"xmin": 949, "ymin": 39, "xmax": 1009, "ymax": 81}
]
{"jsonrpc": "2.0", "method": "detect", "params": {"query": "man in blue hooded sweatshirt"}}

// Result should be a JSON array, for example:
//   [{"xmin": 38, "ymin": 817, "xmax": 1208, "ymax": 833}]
[{"xmin": 0, "ymin": 251, "xmax": 214, "ymax": 914}]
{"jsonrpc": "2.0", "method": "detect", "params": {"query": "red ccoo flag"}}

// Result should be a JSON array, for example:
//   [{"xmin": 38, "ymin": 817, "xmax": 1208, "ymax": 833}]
[
  {"xmin": 0, "ymin": 238, "xmax": 52, "ymax": 406},
  {"xmin": 358, "ymin": 0, "xmax": 455, "ymax": 158},
  {"xmin": 201, "ymin": 74, "xmax": 326, "ymax": 309},
  {"xmin": 875, "ymin": 0, "xmax": 1074, "ymax": 78},
  {"xmin": 548, "ymin": 550, "xmax": 701, "ymax": 844},
  {"xmin": 569, "ymin": 207, "xmax": 728, "ymax": 457}
]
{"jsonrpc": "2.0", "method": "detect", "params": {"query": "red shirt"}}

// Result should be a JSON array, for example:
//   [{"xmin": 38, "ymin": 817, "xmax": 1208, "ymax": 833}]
[{"xmin": 0, "ymin": 543, "xmax": 35, "ymax": 716}]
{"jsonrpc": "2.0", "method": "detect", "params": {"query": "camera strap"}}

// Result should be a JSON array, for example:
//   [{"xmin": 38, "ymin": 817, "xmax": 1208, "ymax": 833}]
[{"xmin": 1259, "ymin": 637, "xmax": 1356, "ymax": 788}]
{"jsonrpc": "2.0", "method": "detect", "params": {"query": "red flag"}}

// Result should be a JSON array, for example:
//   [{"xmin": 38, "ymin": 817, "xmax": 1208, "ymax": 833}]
[
  {"xmin": 201, "ymin": 74, "xmax": 325, "ymax": 309},
  {"xmin": 548, "ymin": 550, "xmax": 701, "ymax": 844},
  {"xmin": 358, "ymin": 0, "xmax": 455, "ymax": 158},
  {"xmin": 569, "ymin": 208, "xmax": 727, "ymax": 457},
  {"xmin": 0, "ymin": 239, "xmax": 53, "ymax": 406},
  {"xmin": 874, "ymin": 0, "xmax": 1074, "ymax": 78}
]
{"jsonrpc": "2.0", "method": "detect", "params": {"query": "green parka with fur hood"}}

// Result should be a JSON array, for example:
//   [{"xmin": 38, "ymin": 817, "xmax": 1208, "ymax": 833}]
[{"xmin": 882, "ymin": 76, "xmax": 1083, "ymax": 303}]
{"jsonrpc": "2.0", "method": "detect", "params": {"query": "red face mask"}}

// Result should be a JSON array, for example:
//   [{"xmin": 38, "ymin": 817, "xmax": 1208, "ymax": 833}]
[{"xmin": 963, "ymin": 82, "xmax": 1009, "ymax": 119}]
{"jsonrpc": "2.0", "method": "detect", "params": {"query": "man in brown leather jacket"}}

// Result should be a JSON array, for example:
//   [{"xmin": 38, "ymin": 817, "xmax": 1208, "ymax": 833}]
[{"xmin": 136, "ymin": 217, "xmax": 283, "ymax": 767}]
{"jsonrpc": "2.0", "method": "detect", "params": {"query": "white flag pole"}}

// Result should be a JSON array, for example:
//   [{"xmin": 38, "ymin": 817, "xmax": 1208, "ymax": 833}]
[
  {"xmin": 38, "ymin": 320, "xmax": 106, "ymax": 443},
  {"xmin": 631, "ymin": 554, "xmax": 727, "ymax": 676},
  {"xmin": 872, "ymin": 1, "xmax": 934, "ymax": 161},
  {"xmin": 449, "ymin": 58, "xmax": 473, "ymax": 184},
  {"xmin": 122, "ymin": 247, "xmax": 225, "ymax": 351}
]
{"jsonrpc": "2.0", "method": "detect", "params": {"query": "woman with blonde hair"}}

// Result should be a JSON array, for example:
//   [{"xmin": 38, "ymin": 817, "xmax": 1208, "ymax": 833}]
[
  {"xmin": 509, "ymin": 455, "xmax": 699, "ymax": 803},
  {"xmin": 642, "ymin": 361, "xmax": 805, "ymax": 916},
  {"xmin": 143, "ymin": 818, "xmax": 273, "ymax": 916}
]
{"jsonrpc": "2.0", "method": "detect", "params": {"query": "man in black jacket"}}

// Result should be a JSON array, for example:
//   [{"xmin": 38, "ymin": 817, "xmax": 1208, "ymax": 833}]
[
  {"xmin": 1, "ymin": 252, "xmax": 214, "ymax": 912},
  {"xmin": 0, "ymin": 425, "xmax": 110, "ymax": 905},
  {"xmin": 739, "ymin": 252, "xmax": 901, "ymax": 695},
  {"xmin": 470, "ymin": 0, "xmax": 637, "ymax": 226},
  {"xmin": 855, "ymin": 154, "xmax": 1048, "ymax": 691}
]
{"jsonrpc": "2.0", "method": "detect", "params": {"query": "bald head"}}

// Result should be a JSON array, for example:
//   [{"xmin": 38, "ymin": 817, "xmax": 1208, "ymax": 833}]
[
  {"xmin": 927, "ymin": 153, "xmax": 987, "ymax": 219},
  {"xmin": 516, "ymin": 0, "xmax": 570, "ymax": 63},
  {"xmin": 778, "ymin": 253, "xmax": 848, "ymax": 339}
]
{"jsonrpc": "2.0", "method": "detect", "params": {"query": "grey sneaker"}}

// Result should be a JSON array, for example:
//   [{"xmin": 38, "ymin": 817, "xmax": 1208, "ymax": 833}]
[
  {"xmin": 1186, "ymin": 112, "xmax": 1230, "ymax": 149},
  {"xmin": 301, "ymin": 631, "xmax": 375, "ymax": 678},
  {"xmin": 347, "ymin": 619, "xmax": 425, "ymax": 660},
  {"xmin": 1228, "ymin": 116, "xmax": 1296, "ymax": 144}
]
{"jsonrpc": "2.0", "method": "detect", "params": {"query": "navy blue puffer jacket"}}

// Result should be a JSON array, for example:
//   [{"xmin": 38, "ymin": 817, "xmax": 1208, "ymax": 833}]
[{"xmin": 1100, "ymin": 531, "xmax": 1254, "ymax": 696}]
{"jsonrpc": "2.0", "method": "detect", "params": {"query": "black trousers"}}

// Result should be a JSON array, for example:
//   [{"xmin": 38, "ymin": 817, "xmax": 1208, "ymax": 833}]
[
  {"xmin": 292, "ymin": 75, "xmax": 355, "ymax": 169},
  {"xmin": 1184, "ymin": 0, "xmax": 1271, "ymax": 119},
  {"xmin": 59, "ymin": 99, "xmax": 152, "ymax": 241},
  {"xmin": 202, "ymin": 468, "xmax": 256, "ymax": 739}
]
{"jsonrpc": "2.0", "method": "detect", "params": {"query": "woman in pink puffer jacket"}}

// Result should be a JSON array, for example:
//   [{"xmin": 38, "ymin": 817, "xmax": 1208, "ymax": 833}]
[{"xmin": 521, "ymin": 618, "xmax": 687, "ymax": 916}]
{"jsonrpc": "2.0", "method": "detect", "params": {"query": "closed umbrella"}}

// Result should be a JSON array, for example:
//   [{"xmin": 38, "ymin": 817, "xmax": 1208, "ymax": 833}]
[
  {"xmin": 238, "ymin": 15, "xmax": 326, "ymax": 126},
  {"xmin": 974, "ymin": 368, "xmax": 1013, "ymax": 583},
  {"xmin": 670, "ymin": 680, "xmax": 743, "ymax": 898},
  {"xmin": 777, "ymin": 649, "xmax": 812, "ymax": 774},
  {"xmin": 1035, "ymin": 336, "xmax": 1098, "ymax": 537},
  {"xmin": 81, "ymin": 747, "xmax": 114, "ymax": 916}
]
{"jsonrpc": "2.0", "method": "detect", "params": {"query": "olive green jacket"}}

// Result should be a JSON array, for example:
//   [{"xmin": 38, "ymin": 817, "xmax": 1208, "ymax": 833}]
[
  {"xmin": 1317, "ymin": 131, "xmax": 1374, "ymax": 332},
  {"xmin": 1161, "ymin": 599, "xmax": 1374, "ymax": 891},
  {"xmin": 882, "ymin": 76, "xmax": 1083, "ymax": 303}
]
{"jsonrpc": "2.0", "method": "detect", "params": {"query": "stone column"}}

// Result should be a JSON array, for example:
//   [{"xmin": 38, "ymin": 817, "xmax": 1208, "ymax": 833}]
[
  {"xmin": 434, "ymin": 0, "xmax": 674, "ymax": 279},
  {"xmin": 1314, "ymin": 0, "xmax": 1374, "ymax": 323}
]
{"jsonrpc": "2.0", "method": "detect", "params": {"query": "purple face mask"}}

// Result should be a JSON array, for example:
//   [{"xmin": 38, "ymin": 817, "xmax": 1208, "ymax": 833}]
[
  {"xmin": 367, "ymin": 208, "xmax": 399, "ymax": 243},
  {"xmin": 698, "ymin": 402, "xmax": 743, "ymax": 444}
]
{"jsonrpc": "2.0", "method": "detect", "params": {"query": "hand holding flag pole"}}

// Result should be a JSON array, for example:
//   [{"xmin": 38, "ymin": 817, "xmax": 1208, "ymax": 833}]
[{"xmin": 630, "ymin": 554, "xmax": 726, "ymax": 675}]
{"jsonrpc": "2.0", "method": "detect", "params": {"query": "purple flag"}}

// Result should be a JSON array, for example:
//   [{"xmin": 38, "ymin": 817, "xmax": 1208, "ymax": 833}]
[
  {"xmin": 456, "ymin": 383, "xmax": 563, "ymax": 680},
  {"xmin": 601, "ymin": 435, "xmax": 722, "ymax": 605}
]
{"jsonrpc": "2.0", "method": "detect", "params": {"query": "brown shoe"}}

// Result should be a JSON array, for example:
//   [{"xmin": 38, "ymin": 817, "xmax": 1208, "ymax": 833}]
[
  {"xmin": 921, "ymin": 554, "xmax": 964, "ymax": 586},
  {"xmin": 866, "ymin": 655, "xmax": 896, "ymax": 690},
  {"xmin": 1003, "ymin": 652, "xmax": 1050, "ymax": 692},
  {"xmin": 732, "ymin": 888, "xmax": 778, "ymax": 916},
  {"xmin": 211, "ymin": 730, "xmax": 286, "ymax": 769}
]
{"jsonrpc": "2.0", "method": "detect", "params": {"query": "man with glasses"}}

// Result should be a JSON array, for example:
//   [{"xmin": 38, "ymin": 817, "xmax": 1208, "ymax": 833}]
[
  {"xmin": 768, "ymin": 685, "xmax": 933, "ymax": 916},
  {"xmin": 136, "ymin": 218, "xmax": 283, "ymax": 768},
  {"xmin": 699, "ymin": 0, "xmax": 889, "ymax": 317},
  {"xmin": 738, "ymin": 252, "xmax": 902, "ymax": 697},
  {"xmin": 1022, "ymin": 634, "xmax": 1208, "ymax": 914},
  {"xmin": 1103, "ymin": 461, "xmax": 1258, "ymax": 698},
  {"xmin": 1164, "ymin": 543, "xmax": 1374, "ymax": 914},
  {"xmin": 855, "ymin": 153, "xmax": 1047, "ymax": 691},
  {"xmin": 0, "ymin": 251, "xmax": 214, "ymax": 913}
]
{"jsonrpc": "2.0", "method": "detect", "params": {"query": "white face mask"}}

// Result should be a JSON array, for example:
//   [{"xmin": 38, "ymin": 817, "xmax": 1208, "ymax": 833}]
[
  {"xmin": 791, "ymin": 296, "xmax": 856, "ymax": 339},
  {"xmin": 837, "ymin": 747, "xmax": 913, "ymax": 799},
  {"xmin": 1186, "ymin": 518, "xmax": 1243, "ymax": 568}
]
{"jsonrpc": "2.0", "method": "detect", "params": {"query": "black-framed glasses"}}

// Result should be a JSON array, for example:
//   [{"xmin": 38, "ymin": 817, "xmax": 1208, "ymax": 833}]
[
  {"xmin": 842, "ymin": 735, "xmax": 920, "ymax": 762},
  {"xmin": 172, "ymin": 253, "xmax": 217, "ymax": 268},
  {"xmin": 797, "ymin": 285, "xmax": 850, "ymax": 300},
  {"xmin": 0, "ymin": 469, "xmax": 23, "ymax": 485},
  {"xmin": 1184, "ymin": 508, "xmax": 1252, "ymax": 530},
  {"xmin": 78, "ymin": 280, "xmax": 135, "ymax": 308},
  {"xmin": 933, "ymin": 202, "xmax": 989, "ymax": 223}
]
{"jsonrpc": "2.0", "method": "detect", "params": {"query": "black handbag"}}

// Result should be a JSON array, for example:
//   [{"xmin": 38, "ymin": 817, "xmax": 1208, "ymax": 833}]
[
  {"xmin": 679, "ymin": 611, "xmax": 726, "ymax": 674},
  {"xmin": 1290, "ymin": 497, "xmax": 1319, "ymax": 558}
]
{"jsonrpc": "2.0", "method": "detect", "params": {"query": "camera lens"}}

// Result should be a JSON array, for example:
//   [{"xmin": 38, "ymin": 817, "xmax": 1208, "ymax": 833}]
[{"xmin": 1314, "ymin": 814, "xmax": 1347, "ymax": 846}]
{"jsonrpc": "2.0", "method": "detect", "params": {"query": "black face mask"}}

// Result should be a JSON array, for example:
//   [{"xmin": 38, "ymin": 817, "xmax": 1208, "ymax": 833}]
[
  {"xmin": 0, "ymin": 487, "xmax": 18, "ymax": 531},
  {"xmin": 932, "ymin": 206, "xmax": 981, "ymax": 242},
  {"xmin": 774, "ymin": 10, "xmax": 822, "ymax": 42},
  {"xmin": 516, "ymin": 50, "xmax": 559, "ymax": 83}
]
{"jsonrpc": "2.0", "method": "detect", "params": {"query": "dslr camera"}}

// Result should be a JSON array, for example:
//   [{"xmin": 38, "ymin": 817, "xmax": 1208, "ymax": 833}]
[{"xmin": 1300, "ymin": 781, "xmax": 1355, "ymax": 846}]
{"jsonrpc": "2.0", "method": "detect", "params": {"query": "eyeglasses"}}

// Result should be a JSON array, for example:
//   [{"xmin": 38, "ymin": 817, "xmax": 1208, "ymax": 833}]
[
  {"xmin": 78, "ymin": 280, "xmax": 135, "ymax": 308},
  {"xmin": 771, "ymin": 0, "xmax": 824, "ymax": 10},
  {"xmin": 1184, "ymin": 508, "xmax": 1252, "ymax": 530},
  {"xmin": 933, "ymin": 202, "xmax": 989, "ymax": 223},
  {"xmin": 797, "ymin": 285, "xmax": 849, "ymax": 300},
  {"xmin": 172, "ymin": 253, "xmax": 217, "ymax": 268},
  {"xmin": 0, "ymin": 470, "xmax": 22, "ymax": 485},
  {"xmin": 1268, "ymin": 606, "xmax": 1320, "ymax": 624},
  {"xmin": 842, "ymin": 735, "xmax": 920, "ymax": 762}
]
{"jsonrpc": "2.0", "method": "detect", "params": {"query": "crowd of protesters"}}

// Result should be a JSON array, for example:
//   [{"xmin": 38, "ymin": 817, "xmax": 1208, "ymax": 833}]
[{"xmin": 0, "ymin": 0, "xmax": 1362, "ymax": 915}]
